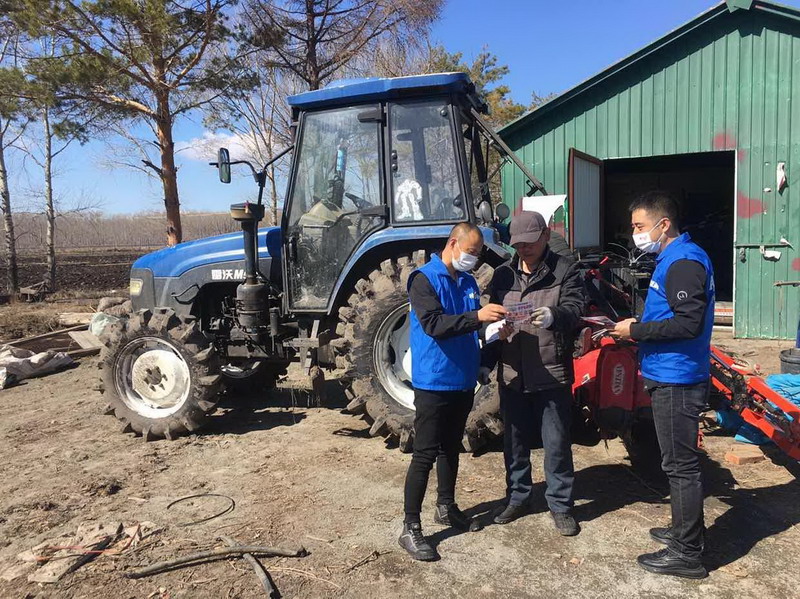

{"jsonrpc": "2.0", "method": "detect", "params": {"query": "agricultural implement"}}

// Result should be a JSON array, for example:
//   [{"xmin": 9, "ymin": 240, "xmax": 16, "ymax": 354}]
[
  {"xmin": 97, "ymin": 72, "xmax": 536, "ymax": 449},
  {"xmin": 570, "ymin": 252, "xmax": 800, "ymax": 462}
]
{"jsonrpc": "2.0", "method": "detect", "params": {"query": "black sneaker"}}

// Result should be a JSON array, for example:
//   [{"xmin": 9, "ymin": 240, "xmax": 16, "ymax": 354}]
[
  {"xmin": 493, "ymin": 502, "xmax": 529, "ymax": 525},
  {"xmin": 637, "ymin": 548, "xmax": 707, "ymax": 579},
  {"xmin": 398, "ymin": 522, "xmax": 439, "ymax": 561},
  {"xmin": 649, "ymin": 527, "xmax": 672, "ymax": 545},
  {"xmin": 550, "ymin": 511, "xmax": 580, "ymax": 536},
  {"xmin": 434, "ymin": 503, "xmax": 478, "ymax": 531}
]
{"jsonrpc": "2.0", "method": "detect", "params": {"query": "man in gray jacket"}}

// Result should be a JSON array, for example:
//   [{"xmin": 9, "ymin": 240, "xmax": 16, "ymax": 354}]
[{"xmin": 482, "ymin": 211, "xmax": 586, "ymax": 535}]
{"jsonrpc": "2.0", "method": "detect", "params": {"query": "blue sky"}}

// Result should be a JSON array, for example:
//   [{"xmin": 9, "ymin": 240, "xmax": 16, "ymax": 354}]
[{"xmin": 10, "ymin": 0, "xmax": 799, "ymax": 216}]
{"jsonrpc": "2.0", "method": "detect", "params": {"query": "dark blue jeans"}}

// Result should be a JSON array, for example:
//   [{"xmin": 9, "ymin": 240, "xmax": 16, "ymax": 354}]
[
  {"xmin": 500, "ymin": 385, "xmax": 575, "ymax": 512},
  {"xmin": 649, "ymin": 381, "xmax": 709, "ymax": 560}
]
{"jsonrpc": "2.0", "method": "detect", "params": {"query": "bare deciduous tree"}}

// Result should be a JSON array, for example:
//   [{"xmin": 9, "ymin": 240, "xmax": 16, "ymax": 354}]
[
  {"xmin": 245, "ymin": 0, "xmax": 443, "ymax": 91},
  {"xmin": 0, "ymin": 21, "xmax": 28, "ymax": 294}
]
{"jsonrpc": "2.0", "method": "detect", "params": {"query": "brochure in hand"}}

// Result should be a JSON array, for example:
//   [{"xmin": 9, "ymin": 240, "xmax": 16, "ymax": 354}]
[{"xmin": 506, "ymin": 300, "xmax": 536, "ymax": 323}]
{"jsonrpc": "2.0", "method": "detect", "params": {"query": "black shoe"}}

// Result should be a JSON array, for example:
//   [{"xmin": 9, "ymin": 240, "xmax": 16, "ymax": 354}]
[
  {"xmin": 550, "ymin": 511, "xmax": 580, "ymax": 536},
  {"xmin": 649, "ymin": 527, "xmax": 672, "ymax": 545},
  {"xmin": 493, "ymin": 502, "xmax": 529, "ymax": 525},
  {"xmin": 434, "ymin": 503, "xmax": 477, "ymax": 531},
  {"xmin": 637, "ymin": 548, "xmax": 707, "ymax": 579},
  {"xmin": 398, "ymin": 522, "xmax": 438, "ymax": 562}
]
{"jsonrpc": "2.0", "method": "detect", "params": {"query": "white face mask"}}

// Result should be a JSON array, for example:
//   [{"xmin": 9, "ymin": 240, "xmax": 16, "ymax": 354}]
[
  {"xmin": 633, "ymin": 219, "xmax": 666, "ymax": 254},
  {"xmin": 452, "ymin": 241, "xmax": 479, "ymax": 272}
]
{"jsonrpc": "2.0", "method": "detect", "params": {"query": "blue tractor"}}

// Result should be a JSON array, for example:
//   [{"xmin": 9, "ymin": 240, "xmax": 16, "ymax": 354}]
[{"xmin": 98, "ymin": 73, "xmax": 546, "ymax": 450}]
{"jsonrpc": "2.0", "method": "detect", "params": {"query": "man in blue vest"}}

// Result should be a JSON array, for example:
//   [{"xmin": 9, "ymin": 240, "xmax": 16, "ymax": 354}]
[
  {"xmin": 612, "ymin": 190, "xmax": 715, "ymax": 579},
  {"xmin": 398, "ymin": 222, "xmax": 506, "ymax": 561}
]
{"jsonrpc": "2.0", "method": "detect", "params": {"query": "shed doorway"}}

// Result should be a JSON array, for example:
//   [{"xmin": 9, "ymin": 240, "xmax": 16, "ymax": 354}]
[{"xmin": 601, "ymin": 151, "xmax": 736, "ymax": 311}]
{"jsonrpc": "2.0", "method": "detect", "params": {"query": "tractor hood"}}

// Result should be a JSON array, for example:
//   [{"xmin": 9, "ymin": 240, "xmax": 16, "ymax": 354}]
[{"xmin": 133, "ymin": 226, "xmax": 282, "ymax": 278}]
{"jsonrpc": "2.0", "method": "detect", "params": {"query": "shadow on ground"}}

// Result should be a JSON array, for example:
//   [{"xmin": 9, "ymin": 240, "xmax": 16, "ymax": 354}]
[
  {"xmin": 428, "ymin": 445, "xmax": 800, "ymax": 570},
  {"xmin": 203, "ymin": 378, "xmax": 350, "ymax": 436}
]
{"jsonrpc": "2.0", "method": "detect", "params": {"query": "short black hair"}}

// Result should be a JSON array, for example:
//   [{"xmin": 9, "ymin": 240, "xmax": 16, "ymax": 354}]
[
  {"xmin": 449, "ymin": 222, "xmax": 483, "ymax": 242},
  {"xmin": 629, "ymin": 190, "xmax": 681, "ymax": 228}
]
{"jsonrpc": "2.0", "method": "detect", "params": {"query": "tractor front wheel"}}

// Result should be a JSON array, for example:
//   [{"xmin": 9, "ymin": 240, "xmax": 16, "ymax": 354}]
[{"xmin": 97, "ymin": 308, "xmax": 223, "ymax": 440}]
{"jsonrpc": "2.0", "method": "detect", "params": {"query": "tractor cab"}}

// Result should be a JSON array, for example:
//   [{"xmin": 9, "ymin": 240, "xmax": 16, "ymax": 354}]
[
  {"xmin": 285, "ymin": 73, "xmax": 495, "ymax": 312},
  {"xmin": 218, "ymin": 72, "xmax": 545, "ymax": 316}
]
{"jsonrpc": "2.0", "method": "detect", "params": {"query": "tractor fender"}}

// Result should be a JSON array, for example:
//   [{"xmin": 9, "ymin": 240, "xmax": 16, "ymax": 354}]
[{"xmin": 327, "ymin": 224, "xmax": 509, "ymax": 314}]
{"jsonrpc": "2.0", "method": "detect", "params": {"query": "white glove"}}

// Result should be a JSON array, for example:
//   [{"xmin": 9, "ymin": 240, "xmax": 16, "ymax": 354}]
[
  {"xmin": 478, "ymin": 367, "xmax": 493, "ymax": 385},
  {"xmin": 530, "ymin": 307, "xmax": 554, "ymax": 329}
]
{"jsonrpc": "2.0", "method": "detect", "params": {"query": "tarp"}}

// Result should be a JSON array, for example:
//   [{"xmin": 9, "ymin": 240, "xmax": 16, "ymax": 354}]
[{"xmin": 0, "ymin": 345, "xmax": 74, "ymax": 390}]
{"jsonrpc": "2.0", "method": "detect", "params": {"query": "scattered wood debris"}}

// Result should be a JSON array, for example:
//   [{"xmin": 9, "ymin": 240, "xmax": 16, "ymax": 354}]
[{"xmin": 5, "ymin": 521, "xmax": 161, "ymax": 584}]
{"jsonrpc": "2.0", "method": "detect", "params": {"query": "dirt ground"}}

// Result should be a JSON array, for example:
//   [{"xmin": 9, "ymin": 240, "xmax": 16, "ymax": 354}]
[{"xmin": 0, "ymin": 333, "xmax": 799, "ymax": 599}]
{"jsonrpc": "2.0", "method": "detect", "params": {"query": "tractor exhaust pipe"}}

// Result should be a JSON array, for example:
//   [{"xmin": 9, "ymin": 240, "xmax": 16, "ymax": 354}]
[{"xmin": 230, "ymin": 202, "xmax": 269, "ymax": 335}]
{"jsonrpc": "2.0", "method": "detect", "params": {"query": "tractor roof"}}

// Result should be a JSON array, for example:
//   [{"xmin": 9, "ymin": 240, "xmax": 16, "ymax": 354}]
[{"xmin": 287, "ymin": 72, "xmax": 480, "ymax": 111}]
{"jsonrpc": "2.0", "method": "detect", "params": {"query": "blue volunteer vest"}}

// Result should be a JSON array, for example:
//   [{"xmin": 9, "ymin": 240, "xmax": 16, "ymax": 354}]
[
  {"xmin": 408, "ymin": 254, "xmax": 481, "ymax": 391},
  {"xmin": 639, "ymin": 233, "xmax": 715, "ymax": 384}
]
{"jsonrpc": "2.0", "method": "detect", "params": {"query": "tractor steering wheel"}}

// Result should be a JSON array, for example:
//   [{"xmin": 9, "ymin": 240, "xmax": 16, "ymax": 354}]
[{"xmin": 344, "ymin": 192, "xmax": 372, "ymax": 211}]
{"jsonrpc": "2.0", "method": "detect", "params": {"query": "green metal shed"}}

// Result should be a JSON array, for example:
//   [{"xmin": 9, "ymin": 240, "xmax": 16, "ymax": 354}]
[{"xmin": 499, "ymin": 0, "xmax": 800, "ymax": 339}]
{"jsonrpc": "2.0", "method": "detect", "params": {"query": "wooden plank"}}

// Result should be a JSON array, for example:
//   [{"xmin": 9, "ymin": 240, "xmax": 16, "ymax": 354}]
[
  {"xmin": 68, "ymin": 330, "xmax": 103, "ymax": 350},
  {"xmin": 58, "ymin": 312, "xmax": 94, "ymax": 326},
  {"xmin": 66, "ymin": 347, "xmax": 101, "ymax": 359},
  {"xmin": 4, "ymin": 324, "xmax": 88, "ymax": 347}
]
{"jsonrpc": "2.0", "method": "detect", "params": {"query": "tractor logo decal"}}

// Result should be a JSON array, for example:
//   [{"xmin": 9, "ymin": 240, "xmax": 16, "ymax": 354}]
[
  {"xmin": 612, "ymin": 363, "xmax": 625, "ymax": 396},
  {"xmin": 211, "ymin": 268, "xmax": 246, "ymax": 281}
]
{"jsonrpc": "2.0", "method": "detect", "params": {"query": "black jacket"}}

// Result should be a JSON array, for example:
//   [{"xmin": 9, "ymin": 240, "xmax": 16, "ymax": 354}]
[{"xmin": 482, "ymin": 249, "xmax": 586, "ymax": 391}]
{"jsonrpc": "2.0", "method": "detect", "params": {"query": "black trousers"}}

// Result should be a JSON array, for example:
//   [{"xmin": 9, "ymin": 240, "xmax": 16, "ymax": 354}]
[
  {"xmin": 403, "ymin": 388, "xmax": 473, "ymax": 524},
  {"xmin": 650, "ymin": 381, "xmax": 709, "ymax": 560},
  {"xmin": 500, "ymin": 385, "xmax": 575, "ymax": 512}
]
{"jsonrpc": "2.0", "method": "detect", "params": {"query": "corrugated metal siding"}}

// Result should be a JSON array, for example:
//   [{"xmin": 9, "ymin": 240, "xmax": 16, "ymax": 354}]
[{"xmin": 502, "ymin": 9, "xmax": 800, "ymax": 339}]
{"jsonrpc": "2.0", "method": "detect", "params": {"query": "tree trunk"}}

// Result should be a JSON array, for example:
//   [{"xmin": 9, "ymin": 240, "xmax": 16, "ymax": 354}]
[
  {"xmin": 43, "ymin": 107, "xmax": 57, "ymax": 291},
  {"xmin": 155, "ymin": 93, "xmax": 182, "ymax": 246},
  {"xmin": 0, "ymin": 127, "xmax": 19, "ymax": 295},
  {"xmin": 305, "ymin": 0, "xmax": 321, "ymax": 90}
]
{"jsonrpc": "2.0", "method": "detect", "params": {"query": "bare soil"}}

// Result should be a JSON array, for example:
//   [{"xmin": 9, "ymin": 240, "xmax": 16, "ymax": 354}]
[
  {"xmin": 0, "ymin": 349, "xmax": 798, "ymax": 598},
  {"xmin": 0, "ymin": 250, "xmax": 139, "ymax": 296}
]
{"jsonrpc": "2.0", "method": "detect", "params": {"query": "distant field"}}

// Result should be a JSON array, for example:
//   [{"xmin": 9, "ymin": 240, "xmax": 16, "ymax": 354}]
[
  {"xmin": 0, "ymin": 249, "xmax": 142, "ymax": 294},
  {"xmin": 0, "ymin": 210, "xmax": 259, "ymax": 294}
]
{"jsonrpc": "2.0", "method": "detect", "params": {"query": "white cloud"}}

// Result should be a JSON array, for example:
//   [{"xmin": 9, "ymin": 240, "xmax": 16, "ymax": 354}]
[{"xmin": 175, "ymin": 131, "xmax": 252, "ymax": 162}]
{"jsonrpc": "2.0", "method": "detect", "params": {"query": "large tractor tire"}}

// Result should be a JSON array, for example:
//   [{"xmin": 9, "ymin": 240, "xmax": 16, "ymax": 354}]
[
  {"xmin": 97, "ymin": 308, "xmax": 223, "ymax": 440},
  {"xmin": 334, "ymin": 250, "xmax": 503, "ymax": 453}
]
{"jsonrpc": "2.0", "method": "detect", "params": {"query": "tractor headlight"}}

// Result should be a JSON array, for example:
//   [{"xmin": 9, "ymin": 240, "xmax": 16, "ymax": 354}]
[{"xmin": 129, "ymin": 278, "xmax": 144, "ymax": 296}]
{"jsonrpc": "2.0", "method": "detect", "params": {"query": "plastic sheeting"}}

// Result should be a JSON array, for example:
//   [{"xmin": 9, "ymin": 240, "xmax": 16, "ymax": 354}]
[{"xmin": 0, "ymin": 345, "xmax": 74, "ymax": 390}]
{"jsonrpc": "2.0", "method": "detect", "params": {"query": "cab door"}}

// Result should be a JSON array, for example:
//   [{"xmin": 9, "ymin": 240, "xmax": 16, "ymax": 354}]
[
  {"xmin": 283, "ymin": 105, "xmax": 385, "ymax": 311},
  {"xmin": 568, "ymin": 148, "xmax": 604, "ymax": 249}
]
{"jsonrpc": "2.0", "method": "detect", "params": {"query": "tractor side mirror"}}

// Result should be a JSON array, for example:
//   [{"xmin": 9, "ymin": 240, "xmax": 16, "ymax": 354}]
[
  {"xmin": 495, "ymin": 203, "xmax": 510, "ymax": 222},
  {"xmin": 218, "ymin": 147, "xmax": 231, "ymax": 184},
  {"xmin": 478, "ymin": 200, "xmax": 493, "ymax": 224}
]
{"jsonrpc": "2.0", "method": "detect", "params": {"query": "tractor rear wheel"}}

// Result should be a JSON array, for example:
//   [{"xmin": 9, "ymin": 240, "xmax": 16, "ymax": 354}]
[
  {"xmin": 97, "ymin": 308, "xmax": 223, "ymax": 440},
  {"xmin": 334, "ymin": 251, "xmax": 502, "ymax": 453}
]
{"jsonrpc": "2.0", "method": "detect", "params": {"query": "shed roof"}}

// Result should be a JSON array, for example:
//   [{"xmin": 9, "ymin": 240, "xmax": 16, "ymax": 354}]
[{"xmin": 499, "ymin": 0, "xmax": 800, "ymax": 137}]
